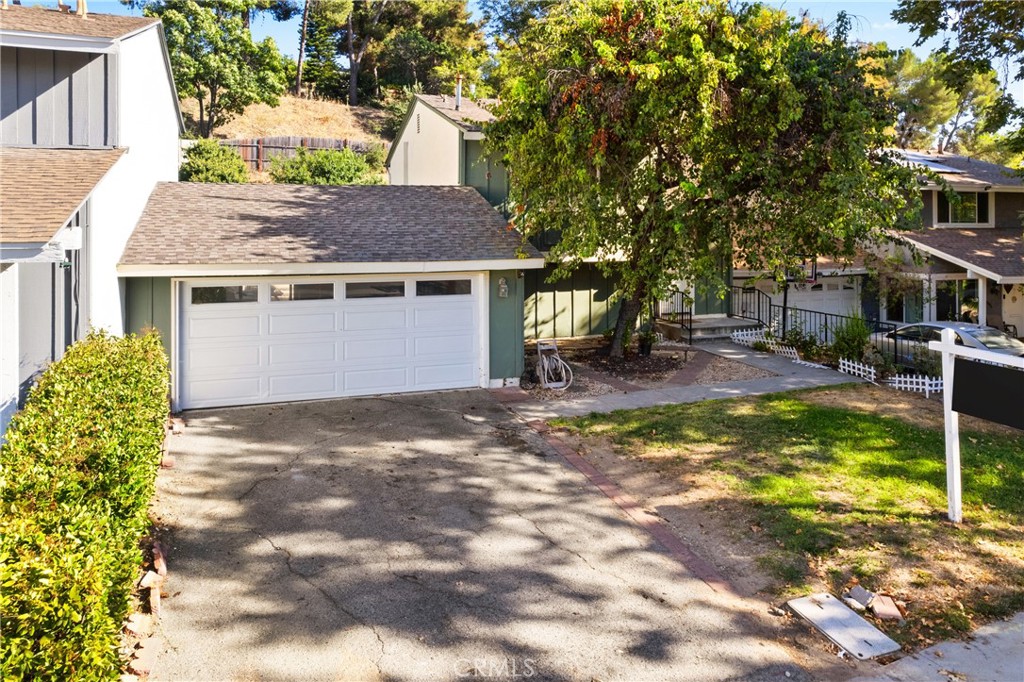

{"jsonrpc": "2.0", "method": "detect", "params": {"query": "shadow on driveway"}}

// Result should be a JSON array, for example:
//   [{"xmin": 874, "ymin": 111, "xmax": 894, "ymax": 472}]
[{"xmin": 152, "ymin": 390, "xmax": 808, "ymax": 681}]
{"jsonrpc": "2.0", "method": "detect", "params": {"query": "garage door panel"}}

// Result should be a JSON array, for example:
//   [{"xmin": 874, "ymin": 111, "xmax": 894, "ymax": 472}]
[
  {"xmin": 414, "ymin": 307, "xmax": 473, "ymax": 329},
  {"xmin": 268, "ymin": 312, "xmax": 336, "ymax": 335},
  {"xmin": 190, "ymin": 315, "xmax": 261, "ymax": 339},
  {"xmin": 188, "ymin": 376, "xmax": 262, "ymax": 404},
  {"xmin": 189, "ymin": 345, "xmax": 261, "ymax": 370},
  {"xmin": 414, "ymin": 334, "xmax": 474, "ymax": 357},
  {"xmin": 268, "ymin": 341, "xmax": 336, "ymax": 365},
  {"xmin": 269, "ymin": 373, "xmax": 337, "ymax": 398},
  {"xmin": 344, "ymin": 337, "xmax": 407, "ymax": 361},
  {"xmin": 414, "ymin": 363, "xmax": 476, "ymax": 386},
  {"xmin": 343, "ymin": 367, "xmax": 408, "ymax": 392},
  {"xmin": 343, "ymin": 309, "xmax": 407, "ymax": 331},
  {"xmin": 180, "ymin": 276, "xmax": 482, "ymax": 409}
]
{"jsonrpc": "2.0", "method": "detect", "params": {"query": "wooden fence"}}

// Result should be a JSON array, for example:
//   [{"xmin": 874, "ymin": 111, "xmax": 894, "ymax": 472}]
[{"xmin": 220, "ymin": 136, "xmax": 382, "ymax": 171}]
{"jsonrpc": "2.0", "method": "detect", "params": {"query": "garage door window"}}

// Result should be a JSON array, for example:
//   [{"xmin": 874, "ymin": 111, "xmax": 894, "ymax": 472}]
[
  {"xmin": 271, "ymin": 283, "xmax": 334, "ymax": 301},
  {"xmin": 346, "ymin": 281, "xmax": 405, "ymax": 299},
  {"xmin": 191, "ymin": 285, "xmax": 258, "ymax": 305},
  {"xmin": 416, "ymin": 280, "xmax": 471, "ymax": 296}
]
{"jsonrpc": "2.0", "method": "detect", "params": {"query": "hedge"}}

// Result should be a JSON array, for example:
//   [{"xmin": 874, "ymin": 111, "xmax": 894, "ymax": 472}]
[{"xmin": 1, "ymin": 330, "xmax": 170, "ymax": 680}]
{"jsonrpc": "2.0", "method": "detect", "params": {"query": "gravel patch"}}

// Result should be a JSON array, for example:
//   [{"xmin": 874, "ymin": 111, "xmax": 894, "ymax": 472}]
[
  {"xmin": 522, "ymin": 365, "xmax": 619, "ymax": 401},
  {"xmin": 694, "ymin": 355, "xmax": 777, "ymax": 384}
]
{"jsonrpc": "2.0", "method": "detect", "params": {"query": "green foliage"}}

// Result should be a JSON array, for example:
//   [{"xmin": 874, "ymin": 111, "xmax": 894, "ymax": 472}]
[
  {"xmin": 489, "ymin": 1, "xmax": 921, "ymax": 357},
  {"xmin": 179, "ymin": 139, "xmax": 250, "ymax": 183},
  {"xmin": 831, "ymin": 314, "xmax": 872, "ymax": 361},
  {"xmin": 148, "ymin": 0, "xmax": 287, "ymax": 137},
  {"xmin": 269, "ymin": 147, "xmax": 384, "ymax": 185},
  {"xmin": 0, "ymin": 331, "xmax": 170, "ymax": 680}
]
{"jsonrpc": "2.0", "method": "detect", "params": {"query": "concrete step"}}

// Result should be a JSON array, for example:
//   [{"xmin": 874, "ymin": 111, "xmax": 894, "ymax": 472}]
[{"xmin": 656, "ymin": 318, "xmax": 763, "ymax": 343}]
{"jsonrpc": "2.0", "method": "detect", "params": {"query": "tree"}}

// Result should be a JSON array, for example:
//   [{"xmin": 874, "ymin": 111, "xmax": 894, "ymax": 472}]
[
  {"xmin": 342, "ymin": 0, "xmax": 390, "ymax": 106},
  {"xmin": 148, "ymin": 0, "xmax": 287, "ymax": 137},
  {"xmin": 893, "ymin": 0, "xmax": 1024, "ymax": 155},
  {"xmin": 295, "ymin": 1, "xmax": 351, "ymax": 95},
  {"xmin": 179, "ymin": 139, "xmax": 251, "ymax": 182},
  {"xmin": 269, "ymin": 147, "xmax": 384, "ymax": 184},
  {"xmin": 479, "ymin": 0, "xmax": 556, "ymax": 47},
  {"xmin": 488, "ymin": 1, "xmax": 921, "ymax": 358}
]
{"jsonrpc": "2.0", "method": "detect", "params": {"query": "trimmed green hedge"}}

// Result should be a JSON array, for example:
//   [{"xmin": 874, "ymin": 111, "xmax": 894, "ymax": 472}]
[{"xmin": 1, "ymin": 331, "xmax": 170, "ymax": 680}]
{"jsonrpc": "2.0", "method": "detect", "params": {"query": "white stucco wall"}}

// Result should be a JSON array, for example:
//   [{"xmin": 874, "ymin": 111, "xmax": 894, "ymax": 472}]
[
  {"xmin": 389, "ymin": 99, "xmax": 461, "ymax": 186},
  {"xmin": 87, "ymin": 26, "xmax": 179, "ymax": 334},
  {"xmin": 0, "ymin": 263, "xmax": 20, "ymax": 439}
]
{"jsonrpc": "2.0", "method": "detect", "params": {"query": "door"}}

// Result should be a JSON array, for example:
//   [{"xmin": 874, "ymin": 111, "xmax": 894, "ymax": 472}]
[{"xmin": 178, "ymin": 275, "xmax": 484, "ymax": 409}]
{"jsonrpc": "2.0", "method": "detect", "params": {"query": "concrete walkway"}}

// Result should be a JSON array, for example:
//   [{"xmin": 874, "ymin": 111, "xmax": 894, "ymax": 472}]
[
  {"xmin": 851, "ymin": 612, "xmax": 1024, "ymax": 682},
  {"xmin": 514, "ymin": 341, "xmax": 860, "ymax": 421}
]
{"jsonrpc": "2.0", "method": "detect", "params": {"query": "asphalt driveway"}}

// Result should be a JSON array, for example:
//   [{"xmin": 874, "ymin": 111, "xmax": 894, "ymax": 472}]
[{"xmin": 152, "ymin": 390, "xmax": 807, "ymax": 681}]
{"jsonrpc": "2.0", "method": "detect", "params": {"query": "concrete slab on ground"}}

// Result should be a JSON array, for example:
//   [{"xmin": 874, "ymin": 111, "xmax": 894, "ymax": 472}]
[
  {"xmin": 151, "ymin": 390, "xmax": 811, "ymax": 682},
  {"xmin": 850, "ymin": 612, "xmax": 1024, "ymax": 682},
  {"xmin": 513, "ymin": 341, "xmax": 860, "ymax": 421}
]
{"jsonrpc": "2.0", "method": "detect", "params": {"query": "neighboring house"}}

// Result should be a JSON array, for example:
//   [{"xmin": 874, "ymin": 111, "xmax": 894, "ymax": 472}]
[
  {"xmin": 732, "ymin": 152, "xmax": 1024, "ymax": 338},
  {"xmin": 119, "ymin": 183, "xmax": 545, "ymax": 410},
  {"xmin": 0, "ymin": 5, "xmax": 182, "ymax": 434},
  {"xmin": 386, "ymin": 91, "xmax": 621, "ymax": 340}
]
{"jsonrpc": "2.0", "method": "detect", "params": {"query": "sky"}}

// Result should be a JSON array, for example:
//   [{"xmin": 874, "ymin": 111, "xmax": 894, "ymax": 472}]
[{"xmin": 69, "ymin": 1, "xmax": 1024, "ymax": 105}]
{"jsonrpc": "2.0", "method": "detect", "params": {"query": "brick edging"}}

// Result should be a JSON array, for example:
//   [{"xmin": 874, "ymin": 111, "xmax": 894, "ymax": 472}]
[{"xmin": 528, "ymin": 420, "xmax": 738, "ymax": 598}]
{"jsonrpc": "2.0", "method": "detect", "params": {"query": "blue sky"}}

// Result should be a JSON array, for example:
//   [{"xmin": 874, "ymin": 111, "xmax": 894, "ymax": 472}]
[{"xmin": 79, "ymin": 1, "xmax": 1022, "ymax": 104}]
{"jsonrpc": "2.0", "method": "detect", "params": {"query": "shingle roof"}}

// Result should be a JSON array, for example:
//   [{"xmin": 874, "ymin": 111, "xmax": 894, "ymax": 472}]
[
  {"xmin": 898, "ymin": 150, "xmax": 1024, "ymax": 188},
  {"xmin": 0, "ymin": 147, "xmax": 125, "ymax": 243},
  {"xmin": 120, "ymin": 183, "xmax": 542, "ymax": 266},
  {"xmin": 416, "ymin": 94, "xmax": 497, "ymax": 132},
  {"xmin": 0, "ymin": 5, "xmax": 158, "ymax": 39},
  {"xmin": 903, "ymin": 228, "xmax": 1024, "ymax": 281}
]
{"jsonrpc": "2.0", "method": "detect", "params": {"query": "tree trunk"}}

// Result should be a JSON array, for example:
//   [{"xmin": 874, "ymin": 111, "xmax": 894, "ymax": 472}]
[
  {"xmin": 197, "ymin": 95, "xmax": 207, "ymax": 138},
  {"xmin": 347, "ymin": 12, "xmax": 359, "ymax": 106},
  {"xmin": 295, "ymin": 1, "xmax": 310, "ymax": 95},
  {"xmin": 608, "ymin": 291, "xmax": 645, "ymax": 359}
]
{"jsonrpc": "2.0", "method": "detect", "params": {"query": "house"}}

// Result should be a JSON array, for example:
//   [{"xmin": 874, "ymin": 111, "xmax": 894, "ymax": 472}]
[
  {"xmin": 732, "ymin": 152, "xmax": 1024, "ymax": 338},
  {"xmin": 0, "ymin": 5, "xmax": 182, "ymax": 434},
  {"xmin": 119, "ymin": 183, "xmax": 545, "ymax": 410},
  {"xmin": 386, "ymin": 90, "xmax": 622, "ymax": 340}
]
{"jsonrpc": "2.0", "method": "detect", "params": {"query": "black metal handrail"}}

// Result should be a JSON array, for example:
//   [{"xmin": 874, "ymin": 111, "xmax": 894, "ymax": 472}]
[
  {"xmin": 655, "ymin": 291, "xmax": 693, "ymax": 345},
  {"xmin": 729, "ymin": 286, "xmax": 772, "ymax": 324}
]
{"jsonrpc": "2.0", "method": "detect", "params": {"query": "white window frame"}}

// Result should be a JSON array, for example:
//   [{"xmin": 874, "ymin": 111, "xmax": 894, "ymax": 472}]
[{"xmin": 932, "ymin": 189, "xmax": 995, "ymax": 229}]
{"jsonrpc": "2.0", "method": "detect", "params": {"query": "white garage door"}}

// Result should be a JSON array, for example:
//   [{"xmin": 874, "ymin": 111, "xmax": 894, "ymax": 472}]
[
  {"xmin": 783, "ymin": 277, "xmax": 859, "ymax": 316},
  {"xmin": 178, "ymin": 275, "xmax": 484, "ymax": 409}
]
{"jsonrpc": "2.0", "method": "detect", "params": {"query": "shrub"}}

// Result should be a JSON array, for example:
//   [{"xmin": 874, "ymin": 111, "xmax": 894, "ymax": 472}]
[
  {"xmin": 269, "ymin": 147, "xmax": 384, "ymax": 185},
  {"xmin": 831, "ymin": 314, "xmax": 872, "ymax": 361},
  {"xmin": 1, "ymin": 331, "xmax": 169, "ymax": 680},
  {"xmin": 179, "ymin": 139, "xmax": 250, "ymax": 183}
]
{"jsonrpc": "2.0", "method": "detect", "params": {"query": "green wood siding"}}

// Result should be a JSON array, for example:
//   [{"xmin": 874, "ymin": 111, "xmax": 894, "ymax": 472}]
[
  {"xmin": 464, "ymin": 139, "xmax": 509, "ymax": 208},
  {"xmin": 524, "ymin": 264, "xmax": 619, "ymax": 340},
  {"xmin": 125, "ymin": 277, "xmax": 172, "ymax": 349},
  {"xmin": 488, "ymin": 270, "xmax": 525, "ymax": 381}
]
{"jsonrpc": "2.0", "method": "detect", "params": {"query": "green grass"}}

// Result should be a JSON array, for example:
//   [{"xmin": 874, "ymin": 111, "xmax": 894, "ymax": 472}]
[{"xmin": 558, "ymin": 388, "xmax": 1024, "ymax": 647}]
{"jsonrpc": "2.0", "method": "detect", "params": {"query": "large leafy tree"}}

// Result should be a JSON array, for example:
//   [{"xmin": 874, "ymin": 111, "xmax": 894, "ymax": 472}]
[
  {"xmin": 893, "ymin": 0, "xmax": 1024, "ymax": 156},
  {"xmin": 488, "ymin": 0, "xmax": 921, "ymax": 357},
  {"xmin": 144, "ymin": 0, "xmax": 287, "ymax": 137}
]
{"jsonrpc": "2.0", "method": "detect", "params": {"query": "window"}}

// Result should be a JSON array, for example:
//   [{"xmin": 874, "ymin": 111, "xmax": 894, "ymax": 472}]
[
  {"xmin": 416, "ymin": 280, "xmax": 471, "ymax": 296},
  {"xmin": 191, "ymin": 285, "xmax": 258, "ymax": 305},
  {"xmin": 271, "ymin": 283, "xmax": 334, "ymax": 301},
  {"xmin": 345, "ymin": 281, "xmax": 405, "ymax": 299},
  {"xmin": 937, "ymin": 191, "xmax": 989, "ymax": 224},
  {"xmin": 886, "ymin": 288, "xmax": 923, "ymax": 323}
]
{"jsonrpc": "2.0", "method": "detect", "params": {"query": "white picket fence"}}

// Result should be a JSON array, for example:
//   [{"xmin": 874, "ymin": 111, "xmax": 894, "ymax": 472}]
[
  {"xmin": 730, "ymin": 328, "xmax": 767, "ymax": 347},
  {"xmin": 838, "ymin": 358, "xmax": 877, "ymax": 382},
  {"xmin": 882, "ymin": 373, "xmax": 944, "ymax": 398}
]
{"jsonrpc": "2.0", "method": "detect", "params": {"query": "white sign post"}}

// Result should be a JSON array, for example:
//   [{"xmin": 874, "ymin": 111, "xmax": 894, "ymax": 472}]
[{"xmin": 929, "ymin": 328, "xmax": 1024, "ymax": 523}]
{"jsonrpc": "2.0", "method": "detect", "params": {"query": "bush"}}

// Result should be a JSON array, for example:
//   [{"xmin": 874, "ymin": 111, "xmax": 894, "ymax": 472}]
[
  {"xmin": 1, "ymin": 331, "xmax": 170, "ymax": 680},
  {"xmin": 831, "ymin": 314, "xmax": 872, "ymax": 361},
  {"xmin": 269, "ymin": 147, "xmax": 384, "ymax": 185},
  {"xmin": 179, "ymin": 139, "xmax": 250, "ymax": 183}
]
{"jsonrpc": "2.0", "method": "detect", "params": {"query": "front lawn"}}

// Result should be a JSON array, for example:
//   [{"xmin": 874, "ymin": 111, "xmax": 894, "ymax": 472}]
[{"xmin": 556, "ymin": 385, "xmax": 1024, "ymax": 649}]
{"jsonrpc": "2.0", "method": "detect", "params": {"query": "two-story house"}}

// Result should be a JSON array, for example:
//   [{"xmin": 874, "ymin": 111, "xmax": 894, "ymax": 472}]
[
  {"xmin": 0, "ymin": 4, "xmax": 183, "ymax": 433},
  {"xmin": 386, "ymin": 90, "xmax": 625, "ymax": 341}
]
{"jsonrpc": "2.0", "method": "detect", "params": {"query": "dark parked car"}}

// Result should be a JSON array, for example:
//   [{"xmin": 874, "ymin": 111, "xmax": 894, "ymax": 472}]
[{"xmin": 870, "ymin": 321, "xmax": 1024, "ymax": 367}]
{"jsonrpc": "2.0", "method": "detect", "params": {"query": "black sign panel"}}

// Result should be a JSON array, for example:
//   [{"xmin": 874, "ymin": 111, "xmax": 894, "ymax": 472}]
[{"xmin": 952, "ymin": 357, "xmax": 1024, "ymax": 431}]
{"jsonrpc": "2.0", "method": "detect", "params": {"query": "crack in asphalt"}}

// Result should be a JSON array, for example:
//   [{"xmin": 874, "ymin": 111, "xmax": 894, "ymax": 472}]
[
  {"xmin": 250, "ymin": 529, "xmax": 387, "ymax": 677},
  {"xmin": 235, "ymin": 427, "xmax": 368, "ymax": 502}
]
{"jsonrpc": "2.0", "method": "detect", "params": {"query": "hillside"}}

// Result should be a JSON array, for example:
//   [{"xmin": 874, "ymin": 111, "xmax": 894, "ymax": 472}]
[{"xmin": 180, "ymin": 96, "xmax": 391, "ymax": 146}]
